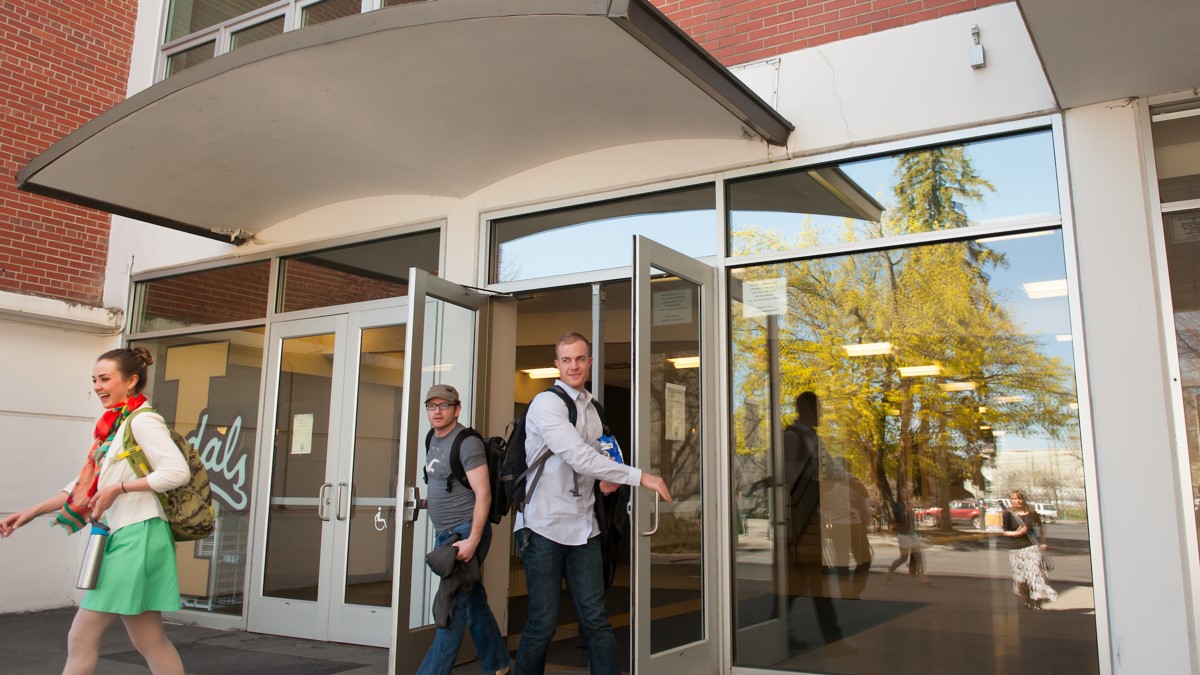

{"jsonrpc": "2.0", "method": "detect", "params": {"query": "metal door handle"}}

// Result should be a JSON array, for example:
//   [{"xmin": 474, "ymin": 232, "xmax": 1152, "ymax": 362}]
[
  {"xmin": 403, "ymin": 486, "xmax": 426, "ymax": 523},
  {"xmin": 336, "ymin": 483, "xmax": 349, "ymax": 521},
  {"xmin": 642, "ymin": 491, "xmax": 661, "ymax": 536},
  {"xmin": 318, "ymin": 483, "xmax": 333, "ymax": 521}
]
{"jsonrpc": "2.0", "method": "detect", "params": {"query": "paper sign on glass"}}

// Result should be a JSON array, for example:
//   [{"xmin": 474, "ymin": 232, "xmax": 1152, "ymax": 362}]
[
  {"xmin": 653, "ymin": 288, "xmax": 693, "ymax": 325},
  {"xmin": 291, "ymin": 413, "xmax": 314, "ymax": 455},
  {"xmin": 665, "ymin": 383, "xmax": 687, "ymax": 441},
  {"xmin": 742, "ymin": 277, "xmax": 786, "ymax": 318}
]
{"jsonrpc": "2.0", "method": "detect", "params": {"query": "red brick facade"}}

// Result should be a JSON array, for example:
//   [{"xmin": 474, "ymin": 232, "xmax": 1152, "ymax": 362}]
[
  {"xmin": 655, "ymin": 0, "xmax": 1011, "ymax": 65},
  {"xmin": 0, "ymin": 0, "xmax": 1002, "ymax": 309},
  {"xmin": 0, "ymin": 0, "xmax": 137, "ymax": 306}
]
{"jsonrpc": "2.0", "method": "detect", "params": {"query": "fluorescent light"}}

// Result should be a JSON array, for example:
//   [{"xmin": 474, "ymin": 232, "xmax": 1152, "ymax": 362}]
[
  {"xmin": 993, "ymin": 430, "xmax": 1007, "ymax": 436},
  {"xmin": 939, "ymin": 381, "xmax": 977, "ymax": 392},
  {"xmin": 1022, "ymin": 279, "xmax": 1068, "ymax": 299},
  {"xmin": 994, "ymin": 395, "xmax": 1025, "ymax": 403},
  {"xmin": 888, "ymin": 408, "xmax": 901, "ymax": 416},
  {"xmin": 978, "ymin": 406, "xmax": 988, "ymax": 413},
  {"xmin": 422, "ymin": 364, "xmax": 453, "ymax": 372},
  {"xmin": 1068, "ymin": 402, "xmax": 1079, "ymax": 410},
  {"xmin": 1056, "ymin": 334, "xmax": 1073, "ymax": 342},
  {"xmin": 980, "ymin": 425, "xmax": 992, "ymax": 430},
  {"xmin": 669, "ymin": 356, "xmax": 700, "ymax": 369},
  {"xmin": 523, "ymin": 368, "xmax": 560, "ymax": 380},
  {"xmin": 843, "ymin": 342, "xmax": 893, "ymax": 357},
  {"xmin": 899, "ymin": 365, "xmax": 941, "ymax": 377}
]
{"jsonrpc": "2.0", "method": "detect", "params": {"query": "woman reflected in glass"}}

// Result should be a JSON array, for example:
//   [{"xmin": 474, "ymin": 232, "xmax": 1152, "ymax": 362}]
[{"xmin": 1002, "ymin": 489, "xmax": 1057, "ymax": 610}]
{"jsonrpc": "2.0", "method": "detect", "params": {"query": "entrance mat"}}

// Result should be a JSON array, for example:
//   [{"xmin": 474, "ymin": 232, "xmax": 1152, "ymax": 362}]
[{"xmin": 104, "ymin": 642, "xmax": 361, "ymax": 675}]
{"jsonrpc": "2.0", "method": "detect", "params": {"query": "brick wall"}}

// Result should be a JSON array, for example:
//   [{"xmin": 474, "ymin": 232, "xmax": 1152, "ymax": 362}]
[
  {"xmin": 655, "ymin": 0, "xmax": 1011, "ymax": 65},
  {"xmin": 0, "ymin": 0, "xmax": 136, "ymax": 306}
]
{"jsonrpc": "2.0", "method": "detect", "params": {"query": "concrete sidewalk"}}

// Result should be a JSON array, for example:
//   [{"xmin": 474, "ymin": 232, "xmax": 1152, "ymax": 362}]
[{"xmin": 0, "ymin": 608, "xmax": 559, "ymax": 675}]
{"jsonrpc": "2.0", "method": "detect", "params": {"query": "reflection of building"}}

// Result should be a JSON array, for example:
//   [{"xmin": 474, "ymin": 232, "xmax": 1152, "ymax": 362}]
[
  {"xmin": 3, "ymin": 1, "xmax": 1200, "ymax": 673},
  {"xmin": 983, "ymin": 447, "xmax": 1088, "ymax": 511}
]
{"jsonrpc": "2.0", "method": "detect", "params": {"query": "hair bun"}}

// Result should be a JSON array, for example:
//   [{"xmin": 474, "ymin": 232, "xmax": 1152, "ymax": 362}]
[{"xmin": 132, "ymin": 346, "xmax": 154, "ymax": 367}]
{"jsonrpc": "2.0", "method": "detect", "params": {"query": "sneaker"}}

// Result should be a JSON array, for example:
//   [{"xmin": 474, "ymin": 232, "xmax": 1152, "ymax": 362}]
[{"xmin": 494, "ymin": 663, "xmax": 512, "ymax": 675}]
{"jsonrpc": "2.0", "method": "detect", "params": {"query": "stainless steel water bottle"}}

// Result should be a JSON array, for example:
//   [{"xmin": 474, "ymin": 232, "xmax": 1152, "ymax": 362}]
[{"xmin": 76, "ymin": 521, "xmax": 110, "ymax": 590}]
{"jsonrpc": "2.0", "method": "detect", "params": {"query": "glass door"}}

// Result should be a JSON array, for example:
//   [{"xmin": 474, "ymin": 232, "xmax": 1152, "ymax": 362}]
[
  {"xmin": 389, "ymin": 269, "xmax": 491, "ymax": 674},
  {"xmin": 632, "ymin": 236, "xmax": 719, "ymax": 673},
  {"xmin": 248, "ymin": 306, "xmax": 407, "ymax": 646}
]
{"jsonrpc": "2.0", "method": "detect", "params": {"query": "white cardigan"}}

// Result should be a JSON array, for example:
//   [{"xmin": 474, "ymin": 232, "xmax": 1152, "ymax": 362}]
[{"xmin": 63, "ymin": 408, "xmax": 191, "ymax": 533}]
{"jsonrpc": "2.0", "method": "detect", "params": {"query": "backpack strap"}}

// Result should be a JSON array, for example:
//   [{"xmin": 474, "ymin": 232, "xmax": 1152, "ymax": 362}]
[
  {"xmin": 448, "ymin": 428, "xmax": 482, "ymax": 492},
  {"xmin": 424, "ymin": 426, "xmax": 481, "ymax": 492},
  {"xmin": 115, "ymin": 406, "xmax": 158, "ymax": 475}
]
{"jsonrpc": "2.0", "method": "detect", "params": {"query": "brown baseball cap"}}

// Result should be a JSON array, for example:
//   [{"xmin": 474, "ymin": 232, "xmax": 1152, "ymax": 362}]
[{"xmin": 424, "ymin": 383, "xmax": 460, "ymax": 404}]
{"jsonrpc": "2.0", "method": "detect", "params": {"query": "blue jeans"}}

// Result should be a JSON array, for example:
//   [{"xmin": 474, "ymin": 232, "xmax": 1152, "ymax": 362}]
[
  {"xmin": 514, "ymin": 529, "xmax": 619, "ymax": 675},
  {"xmin": 417, "ymin": 521, "xmax": 511, "ymax": 675}
]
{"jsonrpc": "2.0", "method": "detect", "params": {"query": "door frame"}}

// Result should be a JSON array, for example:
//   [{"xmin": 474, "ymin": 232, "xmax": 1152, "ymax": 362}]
[
  {"xmin": 388, "ymin": 268, "xmax": 493, "ymax": 674},
  {"xmin": 631, "ymin": 235, "xmax": 721, "ymax": 673}
]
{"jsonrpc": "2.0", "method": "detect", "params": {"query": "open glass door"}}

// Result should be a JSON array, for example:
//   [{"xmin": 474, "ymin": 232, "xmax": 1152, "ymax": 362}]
[
  {"xmin": 389, "ymin": 268, "xmax": 491, "ymax": 674},
  {"xmin": 632, "ymin": 236, "xmax": 719, "ymax": 673}
]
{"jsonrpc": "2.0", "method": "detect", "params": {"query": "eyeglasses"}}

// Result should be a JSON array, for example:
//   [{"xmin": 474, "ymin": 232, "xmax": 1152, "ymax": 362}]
[{"xmin": 425, "ymin": 403, "xmax": 455, "ymax": 411}]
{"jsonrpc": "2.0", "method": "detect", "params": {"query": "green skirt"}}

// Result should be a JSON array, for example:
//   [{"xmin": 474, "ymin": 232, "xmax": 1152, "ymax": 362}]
[{"xmin": 80, "ymin": 517, "xmax": 180, "ymax": 615}]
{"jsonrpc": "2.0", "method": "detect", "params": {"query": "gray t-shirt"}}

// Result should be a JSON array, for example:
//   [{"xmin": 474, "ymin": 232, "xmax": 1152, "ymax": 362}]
[{"xmin": 425, "ymin": 423, "xmax": 487, "ymax": 532}]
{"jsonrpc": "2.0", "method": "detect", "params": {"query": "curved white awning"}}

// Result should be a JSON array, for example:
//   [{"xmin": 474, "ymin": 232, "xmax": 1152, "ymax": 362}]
[{"xmin": 17, "ymin": 0, "xmax": 792, "ymax": 243}]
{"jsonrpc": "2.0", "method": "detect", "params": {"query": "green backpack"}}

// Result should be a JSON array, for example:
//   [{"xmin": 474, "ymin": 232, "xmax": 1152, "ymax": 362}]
[{"xmin": 119, "ymin": 407, "xmax": 215, "ymax": 541}]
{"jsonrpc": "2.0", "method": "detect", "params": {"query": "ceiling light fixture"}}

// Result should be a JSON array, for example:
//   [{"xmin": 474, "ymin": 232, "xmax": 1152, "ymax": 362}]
[
  {"xmin": 1022, "ymin": 279, "xmax": 1068, "ymax": 299},
  {"xmin": 669, "ymin": 356, "xmax": 701, "ymax": 369},
  {"xmin": 523, "ymin": 367, "xmax": 560, "ymax": 380},
  {"xmin": 843, "ymin": 342, "xmax": 893, "ymax": 357},
  {"xmin": 899, "ymin": 365, "xmax": 941, "ymax": 377}
]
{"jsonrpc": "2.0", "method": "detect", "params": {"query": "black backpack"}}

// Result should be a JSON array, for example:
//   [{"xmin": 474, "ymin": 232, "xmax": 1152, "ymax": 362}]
[
  {"xmin": 498, "ymin": 385, "xmax": 606, "ymax": 513},
  {"xmin": 423, "ymin": 427, "xmax": 509, "ymax": 525}
]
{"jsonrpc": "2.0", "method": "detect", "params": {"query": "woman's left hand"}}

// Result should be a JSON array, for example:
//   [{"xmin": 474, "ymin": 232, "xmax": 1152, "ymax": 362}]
[
  {"xmin": 89, "ymin": 483, "xmax": 123, "ymax": 521},
  {"xmin": 1040, "ymin": 544, "xmax": 1048, "ymax": 550}
]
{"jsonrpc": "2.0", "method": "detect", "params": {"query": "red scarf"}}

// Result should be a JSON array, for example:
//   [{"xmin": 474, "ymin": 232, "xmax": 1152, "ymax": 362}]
[{"xmin": 54, "ymin": 394, "xmax": 147, "ymax": 534}]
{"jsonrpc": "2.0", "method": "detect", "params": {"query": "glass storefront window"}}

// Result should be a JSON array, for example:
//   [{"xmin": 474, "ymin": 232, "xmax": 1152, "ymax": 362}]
[
  {"xmin": 728, "ymin": 130, "xmax": 1061, "ymax": 256},
  {"xmin": 131, "ymin": 328, "xmax": 266, "ymax": 615},
  {"xmin": 1154, "ymin": 102, "xmax": 1200, "ymax": 569},
  {"xmin": 165, "ymin": 0, "xmax": 280, "ymax": 42},
  {"xmin": 133, "ymin": 261, "xmax": 271, "ymax": 332},
  {"xmin": 1153, "ymin": 106, "xmax": 1200, "ymax": 202},
  {"xmin": 729, "ymin": 229, "xmax": 1097, "ymax": 672},
  {"xmin": 490, "ymin": 184, "xmax": 717, "ymax": 283},
  {"xmin": 277, "ymin": 229, "xmax": 440, "ymax": 313}
]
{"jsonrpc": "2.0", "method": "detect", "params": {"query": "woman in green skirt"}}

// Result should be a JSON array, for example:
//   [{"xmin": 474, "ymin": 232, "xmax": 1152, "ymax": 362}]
[{"xmin": 1, "ymin": 347, "xmax": 190, "ymax": 675}]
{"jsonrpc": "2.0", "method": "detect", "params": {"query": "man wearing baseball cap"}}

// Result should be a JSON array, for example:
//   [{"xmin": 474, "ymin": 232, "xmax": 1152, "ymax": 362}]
[{"xmin": 416, "ymin": 384, "xmax": 511, "ymax": 675}]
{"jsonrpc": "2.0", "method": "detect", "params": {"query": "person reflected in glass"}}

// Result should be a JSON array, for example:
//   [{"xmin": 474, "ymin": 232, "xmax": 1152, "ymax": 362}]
[
  {"xmin": 1002, "ymin": 489, "xmax": 1057, "ymax": 610},
  {"xmin": 885, "ymin": 496, "xmax": 932, "ymax": 585},
  {"xmin": 822, "ymin": 471, "xmax": 874, "ymax": 600},
  {"xmin": 783, "ymin": 391, "xmax": 849, "ymax": 650},
  {"xmin": 1, "ymin": 347, "xmax": 188, "ymax": 675}
]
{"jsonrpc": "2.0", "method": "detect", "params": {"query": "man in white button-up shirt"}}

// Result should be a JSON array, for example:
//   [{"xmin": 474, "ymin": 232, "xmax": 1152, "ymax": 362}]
[{"xmin": 513, "ymin": 332, "xmax": 672, "ymax": 675}]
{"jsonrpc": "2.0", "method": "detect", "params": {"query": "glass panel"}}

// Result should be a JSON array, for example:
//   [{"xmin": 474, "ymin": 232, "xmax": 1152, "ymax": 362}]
[
  {"xmin": 728, "ymin": 129, "xmax": 1061, "ymax": 256},
  {"xmin": 278, "ymin": 230, "xmax": 440, "ymax": 313},
  {"xmin": 1153, "ymin": 108, "xmax": 1200, "ymax": 202},
  {"xmin": 729, "ymin": 230, "xmax": 1097, "ymax": 672},
  {"xmin": 409, "ymin": 297, "xmax": 478, "ymax": 627},
  {"xmin": 263, "ymin": 332, "xmax": 335, "ymax": 600},
  {"xmin": 230, "ymin": 16, "xmax": 284, "ymax": 50},
  {"xmin": 1161, "ymin": 208, "xmax": 1200, "ymax": 568},
  {"xmin": 134, "ymin": 261, "xmax": 271, "ymax": 332},
  {"xmin": 648, "ymin": 275, "xmax": 704, "ymax": 652},
  {"xmin": 382, "ymin": 0, "xmax": 428, "ymax": 5},
  {"xmin": 165, "ymin": 0, "xmax": 280, "ymax": 41},
  {"xmin": 164, "ymin": 40, "xmax": 216, "ymax": 77},
  {"xmin": 130, "ymin": 328, "xmax": 265, "ymax": 615},
  {"xmin": 491, "ymin": 185, "xmax": 717, "ymax": 283},
  {"xmin": 344, "ymin": 324, "xmax": 406, "ymax": 607},
  {"xmin": 301, "ymin": 0, "xmax": 362, "ymax": 27}
]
